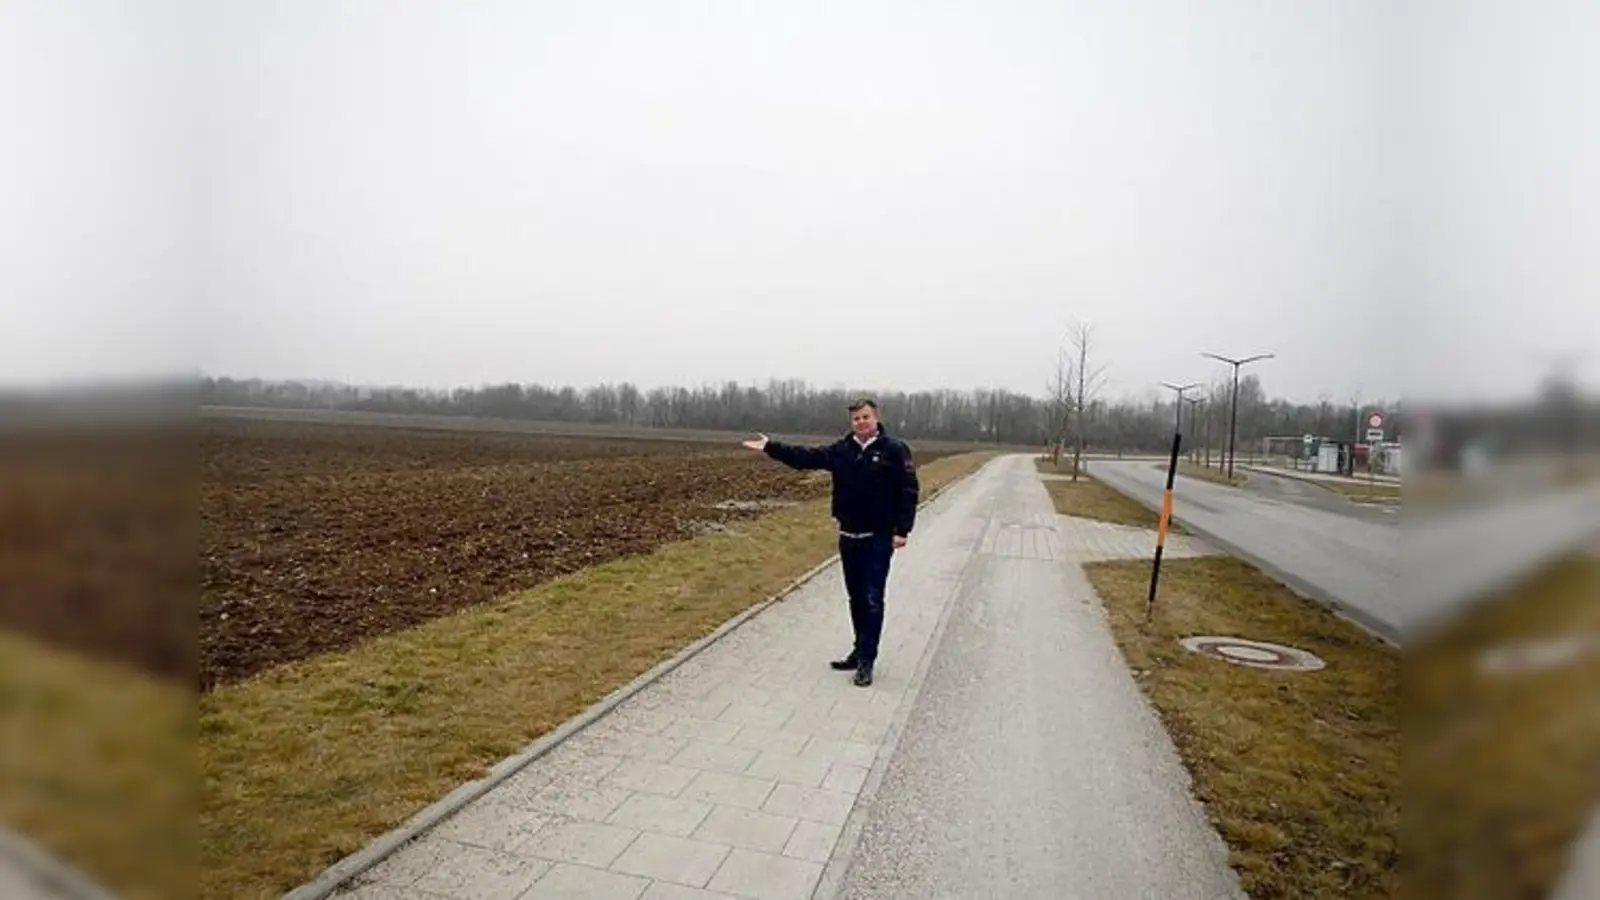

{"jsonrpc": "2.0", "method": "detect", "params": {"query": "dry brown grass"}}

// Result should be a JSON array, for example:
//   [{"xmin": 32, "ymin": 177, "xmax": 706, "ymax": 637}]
[
  {"xmin": 1042, "ymin": 475, "xmax": 1168, "ymax": 530},
  {"xmin": 1175, "ymin": 460, "xmax": 1246, "ymax": 487},
  {"xmin": 1402, "ymin": 551, "xmax": 1600, "ymax": 899},
  {"xmin": 0, "ymin": 632, "xmax": 192, "ymax": 900},
  {"xmin": 1035, "ymin": 455, "xmax": 1078, "ymax": 476},
  {"xmin": 198, "ymin": 452, "xmax": 992, "ymax": 898},
  {"xmin": 1086, "ymin": 556, "xmax": 1398, "ymax": 899},
  {"xmin": 1319, "ymin": 478, "xmax": 1402, "ymax": 502}
]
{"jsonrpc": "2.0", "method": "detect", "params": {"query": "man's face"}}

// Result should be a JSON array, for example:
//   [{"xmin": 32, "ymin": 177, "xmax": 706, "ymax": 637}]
[{"xmin": 851, "ymin": 405, "xmax": 879, "ymax": 438}]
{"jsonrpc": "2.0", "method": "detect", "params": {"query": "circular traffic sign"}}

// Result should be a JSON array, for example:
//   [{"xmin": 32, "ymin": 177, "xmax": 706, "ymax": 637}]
[{"xmin": 1368, "ymin": 413, "xmax": 1383, "ymax": 429}]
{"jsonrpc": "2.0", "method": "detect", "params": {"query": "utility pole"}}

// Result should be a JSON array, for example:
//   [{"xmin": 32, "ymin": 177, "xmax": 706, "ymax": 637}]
[
  {"xmin": 1350, "ymin": 390, "xmax": 1363, "ymax": 477},
  {"xmin": 1202, "ymin": 352, "xmax": 1274, "ymax": 480}
]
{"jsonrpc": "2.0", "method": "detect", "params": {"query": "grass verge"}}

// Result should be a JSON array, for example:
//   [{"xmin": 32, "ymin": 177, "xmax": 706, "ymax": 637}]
[
  {"xmin": 1085, "ymin": 556, "xmax": 1398, "ymax": 898},
  {"xmin": 1176, "ymin": 461, "xmax": 1246, "ymax": 487},
  {"xmin": 199, "ymin": 451, "xmax": 993, "ymax": 898},
  {"xmin": 1402, "ymin": 550, "xmax": 1600, "ymax": 899},
  {"xmin": 0, "ymin": 632, "xmax": 192, "ymax": 900},
  {"xmin": 1042, "ymin": 474, "xmax": 1174, "ymax": 531},
  {"xmin": 1317, "ymin": 478, "xmax": 1402, "ymax": 503},
  {"xmin": 1035, "ymin": 455, "xmax": 1075, "ymax": 475}
]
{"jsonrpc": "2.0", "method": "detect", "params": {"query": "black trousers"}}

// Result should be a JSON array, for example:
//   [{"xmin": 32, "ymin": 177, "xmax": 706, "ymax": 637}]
[{"xmin": 838, "ymin": 533, "xmax": 895, "ymax": 666}]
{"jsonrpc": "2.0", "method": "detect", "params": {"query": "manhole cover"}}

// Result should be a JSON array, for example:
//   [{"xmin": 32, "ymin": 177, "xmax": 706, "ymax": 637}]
[{"xmin": 1179, "ymin": 636, "xmax": 1325, "ymax": 671}]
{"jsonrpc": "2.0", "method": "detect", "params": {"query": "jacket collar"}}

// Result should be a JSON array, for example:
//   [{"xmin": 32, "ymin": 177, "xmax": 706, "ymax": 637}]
[{"xmin": 848, "ymin": 425, "xmax": 886, "ymax": 449}]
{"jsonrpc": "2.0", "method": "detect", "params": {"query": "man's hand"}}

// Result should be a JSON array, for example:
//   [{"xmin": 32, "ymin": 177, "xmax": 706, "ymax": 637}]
[
  {"xmin": 742, "ymin": 433, "xmax": 769, "ymax": 452},
  {"xmin": 892, "ymin": 535, "xmax": 907, "ymax": 549}
]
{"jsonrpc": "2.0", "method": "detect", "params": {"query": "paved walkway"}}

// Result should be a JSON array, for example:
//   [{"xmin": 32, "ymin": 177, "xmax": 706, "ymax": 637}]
[
  {"xmin": 328, "ymin": 455, "xmax": 1238, "ymax": 900},
  {"xmin": 0, "ymin": 861, "xmax": 56, "ymax": 900},
  {"xmin": 835, "ymin": 457, "xmax": 1237, "ymax": 899},
  {"xmin": 1051, "ymin": 513, "xmax": 1216, "ymax": 563},
  {"xmin": 0, "ymin": 829, "xmax": 112, "ymax": 900}
]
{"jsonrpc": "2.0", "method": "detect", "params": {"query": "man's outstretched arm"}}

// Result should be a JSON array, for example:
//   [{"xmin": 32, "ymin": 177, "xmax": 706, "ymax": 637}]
[
  {"xmin": 893, "ymin": 444, "xmax": 920, "ymax": 541},
  {"xmin": 742, "ymin": 433, "xmax": 834, "ymax": 471}
]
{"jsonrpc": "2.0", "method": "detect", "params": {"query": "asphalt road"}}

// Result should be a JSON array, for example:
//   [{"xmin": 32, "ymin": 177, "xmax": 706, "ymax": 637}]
[
  {"xmin": 1402, "ymin": 481, "xmax": 1600, "ymax": 637},
  {"xmin": 1234, "ymin": 465, "xmax": 1398, "ymax": 524},
  {"xmin": 1087, "ymin": 459, "xmax": 1403, "ymax": 639},
  {"xmin": 834, "ymin": 456, "xmax": 1242, "ymax": 899},
  {"xmin": 1088, "ymin": 460, "xmax": 1600, "ymax": 642}
]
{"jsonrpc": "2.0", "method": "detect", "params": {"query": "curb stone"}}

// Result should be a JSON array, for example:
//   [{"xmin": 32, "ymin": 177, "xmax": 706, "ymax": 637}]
[{"xmin": 281, "ymin": 455, "xmax": 990, "ymax": 900}]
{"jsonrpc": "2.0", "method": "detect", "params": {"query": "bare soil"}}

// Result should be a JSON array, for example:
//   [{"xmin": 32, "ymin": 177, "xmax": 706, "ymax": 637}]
[
  {"xmin": 200, "ymin": 448, "xmax": 992, "ymax": 898},
  {"xmin": 0, "ymin": 425, "xmax": 192, "ymax": 684},
  {"xmin": 199, "ymin": 418, "xmax": 866, "ymax": 689}
]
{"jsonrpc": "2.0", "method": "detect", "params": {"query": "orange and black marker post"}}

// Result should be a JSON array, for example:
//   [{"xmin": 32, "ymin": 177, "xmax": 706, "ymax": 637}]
[{"xmin": 1145, "ymin": 431, "xmax": 1183, "ymax": 620}]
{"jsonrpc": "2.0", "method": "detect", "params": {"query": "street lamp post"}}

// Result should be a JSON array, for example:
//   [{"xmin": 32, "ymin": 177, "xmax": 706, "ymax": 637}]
[
  {"xmin": 1160, "ymin": 381, "xmax": 1200, "ymax": 439},
  {"xmin": 1184, "ymin": 396, "xmax": 1204, "ymax": 463},
  {"xmin": 1202, "ymin": 352, "xmax": 1275, "ymax": 480}
]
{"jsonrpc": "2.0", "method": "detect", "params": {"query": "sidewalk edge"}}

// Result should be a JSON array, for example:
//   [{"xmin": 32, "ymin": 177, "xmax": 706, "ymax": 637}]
[
  {"xmin": 1554, "ymin": 805, "xmax": 1600, "ymax": 900},
  {"xmin": 0, "ymin": 828, "xmax": 116, "ymax": 900},
  {"xmin": 281, "ymin": 455, "xmax": 990, "ymax": 900}
]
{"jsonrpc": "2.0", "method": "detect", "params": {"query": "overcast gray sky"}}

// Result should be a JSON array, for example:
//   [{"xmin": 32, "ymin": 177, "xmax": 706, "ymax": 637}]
[{"xmin": 2, "ymin": 1, "xmax": 1594, "ymax": 404}]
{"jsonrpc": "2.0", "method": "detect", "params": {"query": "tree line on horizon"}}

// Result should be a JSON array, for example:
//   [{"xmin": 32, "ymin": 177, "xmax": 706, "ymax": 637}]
[{"xmin": 200, "ymin": 375, "xmax": 1396, "ymax": 457}]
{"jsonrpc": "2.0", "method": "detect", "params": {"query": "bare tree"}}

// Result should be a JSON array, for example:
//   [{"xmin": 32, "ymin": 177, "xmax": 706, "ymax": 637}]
[
  {"xmin": 1045, "ymin": 345, "xmax": 1074, "ymax": 465},
  {"xmin": 1068, "ymin": 322, "xmax": 1108, "ymax": 481}
]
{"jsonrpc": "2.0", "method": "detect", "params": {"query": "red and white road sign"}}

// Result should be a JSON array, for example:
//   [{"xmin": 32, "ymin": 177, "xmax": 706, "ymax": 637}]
[{"xmin": 1367, "ymin": 413, "xmax": 1383, "ymax": 429}]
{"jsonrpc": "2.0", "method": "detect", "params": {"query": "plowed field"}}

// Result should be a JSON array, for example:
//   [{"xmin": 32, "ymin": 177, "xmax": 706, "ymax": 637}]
[
  {"xmin": 0, "ymin": 425, "xmax": 191, "ymax": 685},
  {"xmin": 200, "ymin": 418, "xmax": 843, "ymax": 689}
]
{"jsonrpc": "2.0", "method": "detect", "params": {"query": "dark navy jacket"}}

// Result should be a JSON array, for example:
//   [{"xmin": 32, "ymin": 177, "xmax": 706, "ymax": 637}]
[{"xmin": 764, "ymin": 427, "xmax": 920, "ymax": 537}]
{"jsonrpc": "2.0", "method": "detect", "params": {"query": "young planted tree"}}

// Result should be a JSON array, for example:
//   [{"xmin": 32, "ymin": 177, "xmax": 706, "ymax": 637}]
[
  {"xmin": 1068, "ymin": 322, "xmax": 1108, "ymax": 481},
  {"xmin": 1046, "ymin": 345, "xmax": 1074, "ymax": 465}
]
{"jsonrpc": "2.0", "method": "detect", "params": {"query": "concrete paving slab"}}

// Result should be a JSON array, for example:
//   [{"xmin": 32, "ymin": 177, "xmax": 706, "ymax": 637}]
[
  {"xmin": 605, "ymin": 794, "xmax": 714, "ymax": 838},
  {"xmin": 706, "ymin": 848, "xmax": 825, "ymax": 900},
  {"xmin": 677, "ymin": 770, "xmax": 777, "ymax": 811},
  {"xmin": 783, "ymin": 821, "xmax": 842, "ymax": 864},
  {"xmin": 640, "ymin": 882, "xmax": 741, "ymax": 900},
  {"xmin": 692, "ymin": 806, "xmax": 800, "ymax": 854},
  {"xmin": 1051, "ymin": 513, "xmax": 1218, "ymax": 563},
  {"xmin": 609, "ymin": 833, "xmax": 731, "ymax": 888},
  {"xmin": 409, "ymin": 844, "xmax": 550, "ymax": 899},
  {"xmin": 516, "ymin": 820, "xmax": 640, "ymax": 869},
  {"xmin": 519, "ymin": 862, "xmax": 650, "ymax": 900}
]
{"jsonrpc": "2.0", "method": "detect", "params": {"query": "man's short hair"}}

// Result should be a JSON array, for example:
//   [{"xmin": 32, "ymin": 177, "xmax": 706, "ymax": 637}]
[{"xmin": 849, "ymin": 398, "xmax": 878, "ymax": 413}]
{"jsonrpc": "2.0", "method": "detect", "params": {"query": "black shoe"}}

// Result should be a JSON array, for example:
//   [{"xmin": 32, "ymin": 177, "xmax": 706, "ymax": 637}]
[
  {"xmin": 853, "ymin": 665, "xmax": 874, "ymax": 687},
  {"xmin": 830, "ymin": 653, "xmax": 859, "ymax": 671}
]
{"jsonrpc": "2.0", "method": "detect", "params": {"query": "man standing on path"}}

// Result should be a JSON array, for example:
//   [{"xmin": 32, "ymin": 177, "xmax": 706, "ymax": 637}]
[{"xmin": 743, "ymin": 398, "xmax": 919, "ymax": 687}]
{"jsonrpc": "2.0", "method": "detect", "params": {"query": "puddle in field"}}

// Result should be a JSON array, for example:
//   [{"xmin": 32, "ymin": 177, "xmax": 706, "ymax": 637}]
[
  {"xmin": 680, "ymin": 520, "xmax": 749, "ymax": 538},
  {"xmin": 710, "ymin": 499, "xmax": 800, "ymax": 512}
]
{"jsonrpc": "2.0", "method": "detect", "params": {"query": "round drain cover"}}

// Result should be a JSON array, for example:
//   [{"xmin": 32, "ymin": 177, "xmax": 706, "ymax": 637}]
[
  {"xmin": 1217, "ymin": 645, "xmax": 1280, "ymax": 663},
  {"xmin": 1179, "ymin": 636, "xmax": 1325, "ymax": 671}
]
